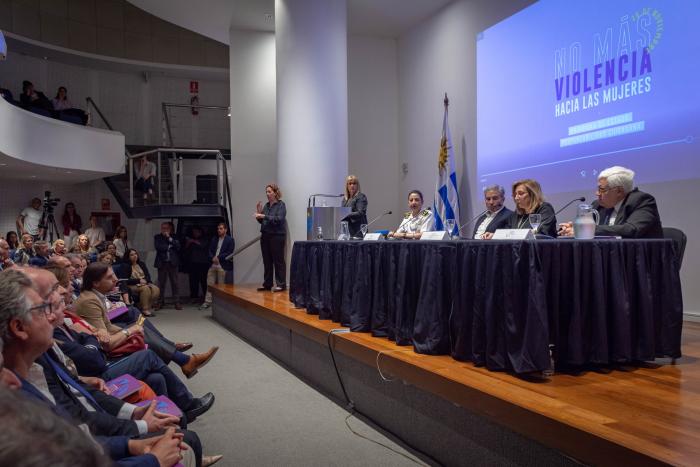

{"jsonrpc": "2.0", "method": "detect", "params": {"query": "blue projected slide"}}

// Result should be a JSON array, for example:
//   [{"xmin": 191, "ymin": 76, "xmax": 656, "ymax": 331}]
[{"xmin": 477, "ymin": 0, "xmax": 700, "ymax": 195}]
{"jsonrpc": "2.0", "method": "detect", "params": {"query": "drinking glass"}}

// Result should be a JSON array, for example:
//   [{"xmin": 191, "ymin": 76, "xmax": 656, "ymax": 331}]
[
  {"xmin": 528, "ymin": 214, "xmax": 542, "ymax": 234},
  {"xmin": 445, "ymin": 219, "xmax": 456, "ymax": 239},
  {"xmin": 360, "ymin": 224, "xmax": 368, "ymax": 238}
]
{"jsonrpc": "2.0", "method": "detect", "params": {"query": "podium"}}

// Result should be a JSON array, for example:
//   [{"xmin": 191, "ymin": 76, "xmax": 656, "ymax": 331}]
[{"xmin": 307, "ymin": 206, "xmax": 351, "ymax": 240}]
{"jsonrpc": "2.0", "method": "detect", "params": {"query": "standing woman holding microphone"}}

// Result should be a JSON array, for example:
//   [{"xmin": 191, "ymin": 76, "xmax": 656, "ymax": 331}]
[
  {"xmin": 341, "ymin": 175, "xmax": 368, "ymax": 238},
  {"xmin": 255, "ymin": 183, "xmax": 287, "ymax": 292}
]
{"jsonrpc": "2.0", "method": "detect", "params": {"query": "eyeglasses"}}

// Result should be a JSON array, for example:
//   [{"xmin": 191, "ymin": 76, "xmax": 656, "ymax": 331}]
[
  {"xmin": 28, "ymin": 301, "xmax": 53, "ymax": 317},
  {"xmin": 596, "ymin": 186, "xmax": 614, "ymax": 194}
]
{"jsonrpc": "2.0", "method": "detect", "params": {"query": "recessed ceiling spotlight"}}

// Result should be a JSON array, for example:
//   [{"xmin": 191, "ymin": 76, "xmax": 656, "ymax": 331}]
[
  {"xmin": 0, "ymin": 163, "xmax": 6, "ymax": 166},
  {"xmin": 66, "ymin": 171, "xmax": 72, "ymax": 174},
  {"xmin": 30, "ymin": 175, "xmax": 36, "ymax": 178},
  {"xmin": 264, "ymin": 13, "xmax": 273, "ymax": 21}
]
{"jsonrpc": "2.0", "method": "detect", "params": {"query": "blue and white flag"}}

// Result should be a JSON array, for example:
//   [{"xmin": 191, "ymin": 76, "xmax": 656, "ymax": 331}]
[{"xmin": 433, "ymin": 95, "xmax": 461, "ymax": 235}]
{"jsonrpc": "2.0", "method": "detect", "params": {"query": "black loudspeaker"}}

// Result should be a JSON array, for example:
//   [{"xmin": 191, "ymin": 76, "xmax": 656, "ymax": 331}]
[{"xmin": 196, "ymin": 175, "xmax": 218, "ymax": 204}]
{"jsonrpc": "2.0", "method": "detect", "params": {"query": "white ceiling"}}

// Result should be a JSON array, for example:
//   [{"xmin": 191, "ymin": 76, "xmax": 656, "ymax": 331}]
[{"xmin": 127, "ymin": 0, "xmax": 454, "ymax": 43}]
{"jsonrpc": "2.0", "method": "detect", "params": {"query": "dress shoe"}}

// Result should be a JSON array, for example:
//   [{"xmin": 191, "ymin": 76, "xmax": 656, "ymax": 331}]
[
  {"xmin": 185, "ymin": 392, "xmax": 215, "ymax": 423},
  {"xmin": 141, "ymin": 310, "xmax": 156, "ymax": 317},
  {"xmin": 175, "ymin": 342, "xmax": 193, "ymax": 352},
  {"xmin": 202, "ymin": 455, "xmax": 224, "ymax": 467},
  {"xmin": 181, "ymin": 346, "xmax": 219, "ymax": 379},
  {"xmin": 198, "ymin": 302, "xmax": 211, "ymax": 310},
  {"xmin": 271, "ymin": 286, "xmax": 286, "ymax": 292},
  {"xmin": 256, "ymin": 286, "xmax": 271, "ymax": 291}
]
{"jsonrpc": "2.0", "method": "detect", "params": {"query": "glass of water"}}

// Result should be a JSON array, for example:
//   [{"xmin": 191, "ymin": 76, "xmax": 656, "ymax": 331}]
[
  {"xmin": 445, "ymin": 219, "xmax": 455, "ymax": 239},
  {"xmin": 360, "ymin": 224, "xmax": 368, "ymax": 238},
  {"xmin": 528, "ymin": 214, "xmax": 542, "ymax": 234}
]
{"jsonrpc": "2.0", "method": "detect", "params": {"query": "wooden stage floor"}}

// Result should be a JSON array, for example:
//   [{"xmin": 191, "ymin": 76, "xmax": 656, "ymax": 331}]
[{"xmin": 211, "ymin": 284, "xmax": 700, "ymax": 466}]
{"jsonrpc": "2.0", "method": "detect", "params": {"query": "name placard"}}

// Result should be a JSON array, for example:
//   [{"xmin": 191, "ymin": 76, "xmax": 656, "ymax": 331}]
[
  {"xmin": 492, "ymin": 229, "xmax": 535, "ymax": 240},
  {"xmin": 420, "ymin": 231, "xmax": 450, "ymax": 241},
  {"xmin": 363, "ymin": 233, "xmax": 384, "ymax": 241}
]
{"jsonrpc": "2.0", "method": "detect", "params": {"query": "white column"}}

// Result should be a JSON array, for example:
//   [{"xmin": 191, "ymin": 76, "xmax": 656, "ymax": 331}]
[{"xmin": 275, "ymin": 0, "xmax": 349, "ymax": 242}]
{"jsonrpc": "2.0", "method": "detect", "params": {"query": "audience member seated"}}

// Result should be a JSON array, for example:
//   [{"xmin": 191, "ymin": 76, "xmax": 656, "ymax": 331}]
[
  {"xmin": 84, "ymin": 215, "xmax": 106, "ymax": 250},
  {"xmin": 67, "ymin": 253, "xmax": 86, "ymax": 299},
  {"xmin": 113, "ymin": 225, "xmax": 131, "ymax": 261},
  {"xmin": 5, "ymin": 231, "xmax": 19, "ymax": 253},
  {"xmin": 42, "ymin": 268, "xmax": 216, "ymax": 424},
  {"xmin": 72, "ymin": 233, "xmax": 97, "ymax": 260},
  {"xmin": 117, "ymin": 249, "xmax": 161, "ymax": 317},
  {"xmin": 28, "ymin": 240, "xmax": 50, "ymax": 267},
  {"xmin": 19, "ymin": 80, "xmax": 54, "ymax": 116},
  {"xmin": 52, "ymin": 86, "xmax": 88, "ymax": 124},
  {"xmin": 75, "ymin": 263, "xmax": 218, "ymax": 379},
  {"xmin": 0, "ymin": 268, "xmax": 207, "ymax": 467},
  {"xmin": 16, "ymin": 197, "xmax": 43, "ymax": 239},
  {"xmin": 0, "ymin": 239, "xmax": 14, "ymax": 271},
  {"xmin": 12, "ymin": 233, "xmax": 35, "ymax": 265},
  {"xmin": 53, "ymin": 238, "xmax": 67, "ymax": 256},
  {"xmin": 62, "ymin": 201, "xmax": 82, "ymax": 248}
]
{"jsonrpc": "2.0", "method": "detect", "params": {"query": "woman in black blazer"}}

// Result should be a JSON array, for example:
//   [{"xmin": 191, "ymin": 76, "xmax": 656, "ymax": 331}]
[
  {"xmin": 484, "ymin": 179, "xmax": 557, "ymax": 238},
  {"xmin": 341, "ymin": 174, "xmax": 368, "ymax": 237},
  {"xmin": 117, "ymin": 248, "xmax": 161, "ymax": 316}
]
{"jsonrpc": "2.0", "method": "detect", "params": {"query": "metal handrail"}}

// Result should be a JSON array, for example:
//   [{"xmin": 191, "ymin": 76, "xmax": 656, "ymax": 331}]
[
  {"xmin": 86, "ymin": 97, "xmax": 132, "ymax": 160},
  {"xmin": 225, "ymin": 236, "xmax": 261, "ymax": 261},
  {"xmin": 128, "ymin": 148, "xmax": 229, "ymax": 209}
]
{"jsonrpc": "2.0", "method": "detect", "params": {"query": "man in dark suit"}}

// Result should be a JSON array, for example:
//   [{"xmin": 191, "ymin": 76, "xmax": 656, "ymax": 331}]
[
  {"xmin": 558, "ymin": 166, "xmax": 663, "ymax": 238},
  {"xmin": 470, "ymin": 185, "xmax": 513, "ymax": 238},
  {"xmin": 154, "ymin": 222, "xmax": 182, "ymax": 310},
  {"xmin": 200, "ymin": 223, "xmax": 235, "ymax": 310}
]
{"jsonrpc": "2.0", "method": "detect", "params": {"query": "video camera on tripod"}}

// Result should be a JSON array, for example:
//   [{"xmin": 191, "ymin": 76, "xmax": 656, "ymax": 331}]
[{"xmin": 39, "ymin": 191, "xmax": 61, "ymax": 242}]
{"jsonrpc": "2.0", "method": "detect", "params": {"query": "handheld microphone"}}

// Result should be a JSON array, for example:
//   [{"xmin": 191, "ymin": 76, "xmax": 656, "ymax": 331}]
[
  {"xmin": 555, "ymin": 196, "xmax": 586, "ymax": 216},
  {"xmin": 457, "ymin": 210, "xmax": 487, "ymax": 236},
  {"xmin": 365, "ymin": 210, "xmax": 392, "ymax": 229}
]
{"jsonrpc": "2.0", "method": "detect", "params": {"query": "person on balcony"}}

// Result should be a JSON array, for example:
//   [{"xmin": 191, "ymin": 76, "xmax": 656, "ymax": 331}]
[
  {"xmin": 19, "ymin": 80, "xmax": 53, "ymax": 114},
  {"xmin": 51, "ymin": 86, "xmax": 87, "ymax": 125},
  {"xmin": 136, "ymin": 156, "xmax": 157, "ymax": 202}
]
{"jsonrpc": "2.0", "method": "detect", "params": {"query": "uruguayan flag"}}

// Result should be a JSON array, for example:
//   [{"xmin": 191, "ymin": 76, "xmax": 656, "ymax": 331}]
[{"xmin": 433, "ymin": 95, "xmax": 461, "ymax": 235}]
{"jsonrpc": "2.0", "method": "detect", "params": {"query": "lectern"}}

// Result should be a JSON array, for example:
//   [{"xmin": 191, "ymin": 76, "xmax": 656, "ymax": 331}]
[{"xmin": 306, "ymin": 207, "xmax": 351, "ymax": 240}]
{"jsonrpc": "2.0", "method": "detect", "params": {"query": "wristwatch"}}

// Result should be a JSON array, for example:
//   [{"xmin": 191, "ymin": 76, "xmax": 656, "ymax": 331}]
[{"xmin": 122, "ymin": 328, "xmax": 130, "ymax": 337}]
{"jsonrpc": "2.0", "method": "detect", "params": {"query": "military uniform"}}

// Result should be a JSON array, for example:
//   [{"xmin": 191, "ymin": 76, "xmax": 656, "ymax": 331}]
[{"xmin": 395, "ymin": 209, "xmax": 435, "ymax": 234}]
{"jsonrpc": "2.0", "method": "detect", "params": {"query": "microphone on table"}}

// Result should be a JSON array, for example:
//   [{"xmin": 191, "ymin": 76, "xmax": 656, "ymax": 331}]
[
  {"xmin": 457, "ymin": 210, "xmax": 487, "ymax": 236},
  {"xmin": 365, "ymin": 210, "xmax": 392, "ymax": 230},
  {"xmin": 555, "ymin": 196, "xmax": 586, "ymax": 216}
]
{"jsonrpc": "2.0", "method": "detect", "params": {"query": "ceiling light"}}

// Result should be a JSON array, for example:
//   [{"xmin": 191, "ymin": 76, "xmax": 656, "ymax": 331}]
[{"xmin": 227, "ymin": 106, "xmax": 231, "ymax": 117}]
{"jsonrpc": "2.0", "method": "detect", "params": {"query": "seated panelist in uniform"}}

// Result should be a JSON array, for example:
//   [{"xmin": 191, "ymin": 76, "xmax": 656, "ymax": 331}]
[
  {"xmin": 483, "ymin": 179, "xmax": 557, "ymax": 239},
  {"xmin": 388, "ymin": 190, "xmax": 435, "ymax": 240},
  {"xmin": 558, "ymin": 166, "xmax": 663, "ymax": 238},
  {"xmin": 341, "ymin": 175, "xmax": 368, "ymax": 238},
  {"xmin": 471, "ymin": 184, "xmax": 513, "ymax": 239}
]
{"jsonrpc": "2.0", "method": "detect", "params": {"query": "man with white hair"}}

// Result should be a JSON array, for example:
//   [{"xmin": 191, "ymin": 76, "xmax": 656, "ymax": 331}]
[{"xmin": 558, "ymin": 166, "xmax": 663, "ymax": 238}]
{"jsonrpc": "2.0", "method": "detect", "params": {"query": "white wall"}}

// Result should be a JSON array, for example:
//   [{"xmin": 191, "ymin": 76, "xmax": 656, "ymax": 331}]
[
  {"xmin": 397, "ymin": 0, "xmax": 697, "ymax": 313},
  {"xmin": 348, "ymin": 35, "xmax": 400, "ymax": 231},
  {"xmin": 0, "ymin": 51, "xmax": 230, "ymax": 148},
  {"xmin": 228, "ymin": 29, "xmax": 277, "ymax": 284}
]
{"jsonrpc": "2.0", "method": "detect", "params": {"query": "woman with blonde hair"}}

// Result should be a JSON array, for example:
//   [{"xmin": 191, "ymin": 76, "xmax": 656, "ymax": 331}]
[
  {"xmin": 254, "ymin": 183, "xmax": 287, "ymax": 292},
  {"xmin": 71, "ymin": 234, "xmax": 95, "ymax": 255},
  {"xmin": 485, "ymin": 179, "xmax": 557, "ymax": 238},
  {"xmin": 341, "ymin": 175, "xmax": 368, "ymax": 238},
  {"xmin": 52, "ymin": 238, "xmax": 67, "ymax": 256}
]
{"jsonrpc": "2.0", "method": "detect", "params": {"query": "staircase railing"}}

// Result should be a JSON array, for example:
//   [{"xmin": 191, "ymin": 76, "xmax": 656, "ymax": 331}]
[
  {"xmin": 86, "ymin": 97, "xmax": 131, "ymax": 159},
  {"xmin": 127, "ymin": 148, "xmax": 231, "ymax": 219}
]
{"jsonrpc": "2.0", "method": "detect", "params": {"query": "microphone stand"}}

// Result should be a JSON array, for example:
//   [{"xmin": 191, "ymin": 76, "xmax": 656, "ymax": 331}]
[
  {"xmin": 457, "ymin": 210, "xmax": 487, "ymax": 238},
  {"xmin": 555, "ymin": 197, "xmax": 586, "ymax": 216},
  {"xmin": 352, "ymin": 210, "xmax": 392, "ymax": 239}
]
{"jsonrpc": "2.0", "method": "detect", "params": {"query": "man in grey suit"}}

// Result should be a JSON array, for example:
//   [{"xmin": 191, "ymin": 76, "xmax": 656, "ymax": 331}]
[
  {"xmin": 558, "ymin": 166, "xmax": 663, "ymax": 238},
  {"xmin": 471, "ymin": 185, "xmax": 513, "ymax": 239}
]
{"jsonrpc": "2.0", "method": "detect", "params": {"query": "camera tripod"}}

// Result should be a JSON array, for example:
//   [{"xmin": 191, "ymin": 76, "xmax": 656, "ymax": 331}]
[{"xmin": 39, "ymin": 210, "xmax": 61, "ymax": 243}]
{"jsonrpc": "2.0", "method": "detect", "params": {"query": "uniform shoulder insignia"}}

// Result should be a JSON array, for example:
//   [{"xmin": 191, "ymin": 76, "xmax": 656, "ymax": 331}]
[
  {"xmin": 403, "ymin": 211, "xmax": 411, "ymax": 219},
  {"xmin": 420, "ymin": 209, "xmax": 430, "ymax": 217}
]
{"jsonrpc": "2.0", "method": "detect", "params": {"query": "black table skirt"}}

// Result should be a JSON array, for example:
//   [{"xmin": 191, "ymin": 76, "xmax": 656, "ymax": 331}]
[{"xmin": 289, "ymin": 239, "xmax": 683, "ymax": 374}]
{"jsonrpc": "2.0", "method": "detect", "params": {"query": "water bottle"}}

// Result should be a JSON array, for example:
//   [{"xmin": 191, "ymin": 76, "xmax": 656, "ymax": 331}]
[{"xmin": 316, "ymin": 226, "xmax": 324, "ymax": 240}]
